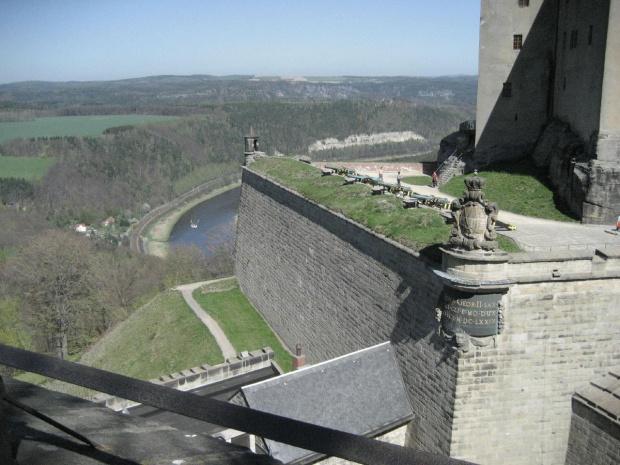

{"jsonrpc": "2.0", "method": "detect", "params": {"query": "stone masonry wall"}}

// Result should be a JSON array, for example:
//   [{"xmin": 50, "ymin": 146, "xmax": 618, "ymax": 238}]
[
  {"xmin": 234, "ymin": 167, "xmax": 620, "ymax": 463},
  {"xmin": 565, "ymin": 400, "xmax": 620, "ymax": 465},
  {"xmin": 451, "ymin": 278, "xmax": 620, "ymax": 464},
  {"xmin": 234, "ymin": 168, "xmax": 458, "ymax": 456}
]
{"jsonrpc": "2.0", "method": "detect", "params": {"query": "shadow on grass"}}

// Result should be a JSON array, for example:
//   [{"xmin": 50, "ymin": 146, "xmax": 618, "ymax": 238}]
[
  {"xmin": 484, "ymin": 159, "xmax": 580, "ymax": 222},
  {"xmin": 442, "ymin": 157, "xmax": 580, "ymax": 222}
]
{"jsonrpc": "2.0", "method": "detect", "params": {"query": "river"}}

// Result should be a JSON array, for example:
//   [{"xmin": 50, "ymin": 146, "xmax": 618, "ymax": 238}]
[{"xmin": 166, "ymin": 187, "xmax": 240, "ymax": 257}]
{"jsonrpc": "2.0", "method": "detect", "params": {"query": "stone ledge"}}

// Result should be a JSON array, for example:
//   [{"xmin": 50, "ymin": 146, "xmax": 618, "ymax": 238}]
[{"xmin": 92, "ymin": 347, "xmax": 274, "ymax": 411}]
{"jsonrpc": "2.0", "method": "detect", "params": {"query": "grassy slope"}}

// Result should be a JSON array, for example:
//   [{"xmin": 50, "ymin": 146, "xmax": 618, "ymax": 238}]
[
  {"xmin": 78, "ymin": 291, "xmax": 223, "ymax": 380},
  {"xmin": 193, "ymin": 279, "xmax": 293, "ymax": 372},
  {"xmin": 439, "ymin": 161, "xmax": 578, "ymax": 222},
  {"xmin": 0, "ymin": 115, "xmax": 177, "ymax": 143},
  {"xmin": 0, "ymin": 156, "xmax": 56, "ymax": 179},
  {"xmin": 253, "ymin": 158, "xmax": 454, "ymax": 258}
]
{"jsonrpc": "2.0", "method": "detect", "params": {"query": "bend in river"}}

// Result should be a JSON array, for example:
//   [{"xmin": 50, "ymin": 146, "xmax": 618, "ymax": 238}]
[{"xmin": 167, "ymin": 187, "xmax": 240, "ymax": 256}]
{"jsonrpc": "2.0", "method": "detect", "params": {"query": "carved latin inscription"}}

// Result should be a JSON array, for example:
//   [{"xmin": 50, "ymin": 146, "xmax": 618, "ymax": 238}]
[{"xmin": 442, "ymin": 289, "xmax": 501, "ymax": 337}]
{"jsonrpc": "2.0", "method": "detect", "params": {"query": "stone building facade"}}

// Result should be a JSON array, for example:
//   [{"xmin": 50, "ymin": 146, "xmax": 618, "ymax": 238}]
[
  {"xmin": 234, "ymin": 167, "xmax": 620, "ymax": 464},
  {"xmin": 475, "ymin": 0, "xmax": 620, "ymax": 224}
]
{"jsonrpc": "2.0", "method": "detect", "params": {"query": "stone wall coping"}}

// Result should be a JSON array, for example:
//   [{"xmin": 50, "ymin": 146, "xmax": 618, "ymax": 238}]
[
  {"xmin": 508, "ymin": 250, "xmax": 595, "ymax": 263},
  {"xmin": 92, "ymin": 347, "xmax": 275, "ymax": 410}
]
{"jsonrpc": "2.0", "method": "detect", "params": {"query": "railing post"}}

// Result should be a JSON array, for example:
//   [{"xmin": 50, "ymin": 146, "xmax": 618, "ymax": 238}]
[{"xmin": 0, "ymin": 377, "xmax": 16, "ymax": 465}]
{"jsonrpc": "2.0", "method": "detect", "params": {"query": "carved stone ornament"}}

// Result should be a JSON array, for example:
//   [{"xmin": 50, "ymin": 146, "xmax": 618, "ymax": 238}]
[{"xmin": 449, "ymin": 175, "xmax": 499, "ymax": 251}]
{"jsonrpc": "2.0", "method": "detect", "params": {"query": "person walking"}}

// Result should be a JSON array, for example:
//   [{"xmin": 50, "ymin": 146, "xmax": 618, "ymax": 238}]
[
  {"xmin": 397, "ymin": 170, "xmax": 402, "ymax": 187},
  {"xmin": 379, "ymin": 166, "xmax": 384, "ymax": 181},
  {"xmin": 432, "ymin": 172, "xmax": 438, "ymax": 187}
]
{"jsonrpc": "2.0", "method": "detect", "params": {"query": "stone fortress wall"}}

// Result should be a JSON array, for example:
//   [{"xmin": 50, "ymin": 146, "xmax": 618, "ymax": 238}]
[{"xmin": 234, "ymin": 167, "xmax": 620, "ymax": 464}]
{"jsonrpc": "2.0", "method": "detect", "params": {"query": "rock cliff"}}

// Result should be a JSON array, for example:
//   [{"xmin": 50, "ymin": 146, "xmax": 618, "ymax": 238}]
[{"xmin": 308, "ymin": 131, "xmax": 425, "ymax": 152}]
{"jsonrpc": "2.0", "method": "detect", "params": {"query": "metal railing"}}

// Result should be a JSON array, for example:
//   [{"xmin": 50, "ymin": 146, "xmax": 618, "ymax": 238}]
[{"xmin": 0, "ymin": 344, "xmax": 474, "ymax": 465}]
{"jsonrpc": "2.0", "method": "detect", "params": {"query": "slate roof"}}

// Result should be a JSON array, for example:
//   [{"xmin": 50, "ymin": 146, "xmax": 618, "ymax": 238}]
[
  {"xmin": 573, "ymin": 366, "xmax": 620, "ymax": 427},
  {"xmin": 239, "ymin": 342, "xmax": 414, "ymax": 464}
]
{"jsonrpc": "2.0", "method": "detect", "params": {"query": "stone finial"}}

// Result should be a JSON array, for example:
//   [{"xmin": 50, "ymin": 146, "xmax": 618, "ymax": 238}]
[
  {"xmin": 244, "ymin": 126, "xmax": 259, "ymax": 166},
  {"xmin": 449, "ymin": 173, "xmax": 499, "ymax": 251}
]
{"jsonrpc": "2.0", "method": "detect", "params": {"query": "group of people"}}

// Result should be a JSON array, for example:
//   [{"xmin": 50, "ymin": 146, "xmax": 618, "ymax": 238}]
[{"xmin": 378, "ymin": 166, "xmax": 439, "ymax": 188}]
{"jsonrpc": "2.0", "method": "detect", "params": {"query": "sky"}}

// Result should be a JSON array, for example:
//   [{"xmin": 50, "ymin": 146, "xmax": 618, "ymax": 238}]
[{"xmin": 0, "ymin": 0, "xmax": 481, "ymax": 85}]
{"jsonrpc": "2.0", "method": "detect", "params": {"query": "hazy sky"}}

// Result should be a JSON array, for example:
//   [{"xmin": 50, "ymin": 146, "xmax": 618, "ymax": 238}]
[{"xmin": 0, "ymin": 0, "xmax": 481, "ymax": 84}]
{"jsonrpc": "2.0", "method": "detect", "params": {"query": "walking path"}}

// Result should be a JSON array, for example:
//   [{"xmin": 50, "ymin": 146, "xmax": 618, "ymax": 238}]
[
  {"xmin": 371, "ymin": 171, "xmax": 620, "ymax": 253},
  {"xmin": 174, "ymin": 278, "xmax": 237, "ymax": 361}
]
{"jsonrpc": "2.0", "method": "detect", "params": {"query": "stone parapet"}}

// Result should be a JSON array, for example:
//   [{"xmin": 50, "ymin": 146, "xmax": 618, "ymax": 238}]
[
  {"xmin": 235, "ymin": 167, "xmax": 457, "ymax": 457},
  {"xmin": 235, "ymin": 167, "xmax": 620, "ymax": 464},
  {"xmin": 92, "ymin": 348, "xmax": 274, "ymax": 412}
]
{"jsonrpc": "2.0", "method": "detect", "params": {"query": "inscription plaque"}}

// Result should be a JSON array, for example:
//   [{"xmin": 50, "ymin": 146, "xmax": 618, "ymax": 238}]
[{"xmin": 442, "ymin": 289, "xmax": 501, "ymax": 337}]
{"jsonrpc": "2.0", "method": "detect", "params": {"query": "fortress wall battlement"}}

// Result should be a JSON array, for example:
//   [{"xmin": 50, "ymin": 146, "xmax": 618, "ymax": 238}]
[
  {"xmin": 234, "ymin": 168, "xmax": 457, "ymax": 456},
  {"xmin": 234, "ymin": 167, "xmax": 620, "ymax": 464}
]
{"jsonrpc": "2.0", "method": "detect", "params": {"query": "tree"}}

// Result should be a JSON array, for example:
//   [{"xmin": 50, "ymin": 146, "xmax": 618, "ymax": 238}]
[
  {"xmin": 93, "ymin": 250, "xmax": 165, "ymax": 328},
  {"xmin": 163, "ymin": 244, "xmax": 209, "ymax": 288},
  {"xmin": 5, "ymin": 231, "xmax": 100, "ymax": 359}
]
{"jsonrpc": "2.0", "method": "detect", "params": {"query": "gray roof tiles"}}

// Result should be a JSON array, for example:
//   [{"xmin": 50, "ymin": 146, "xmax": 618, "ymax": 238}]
[
  {"xmin": 240, "ymin": 342, "xmax": 413, "ymax": 464},
  {"xmin": 574, "ymin": 366, "xmax": 620, "ymax": 423}
]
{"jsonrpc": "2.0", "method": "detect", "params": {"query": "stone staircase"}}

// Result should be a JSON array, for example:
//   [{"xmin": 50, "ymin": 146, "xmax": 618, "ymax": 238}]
[{"xmin": 435, "ymin": 150, "xmax": 464, "ymax": 186}]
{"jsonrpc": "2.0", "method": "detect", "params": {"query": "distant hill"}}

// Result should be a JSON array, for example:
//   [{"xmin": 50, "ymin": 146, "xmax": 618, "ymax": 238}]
[{"xmin": 0, "ymin": 74, "xmax": 478, "ymax": 108}]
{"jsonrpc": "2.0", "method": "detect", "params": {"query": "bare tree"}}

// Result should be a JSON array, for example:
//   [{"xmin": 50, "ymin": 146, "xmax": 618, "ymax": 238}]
[{"xmin": 5, "ymin": 231, "xmax": 100, "ymax": 359}]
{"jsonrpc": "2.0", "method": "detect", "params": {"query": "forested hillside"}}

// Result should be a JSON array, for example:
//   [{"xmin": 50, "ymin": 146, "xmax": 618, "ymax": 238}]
[
  {"xmin": 1, "ymin": 100, "xmax": 473, "ymax": 225},
  {"xmin": 0, "ymin": 76, "xmax": 475, "ymax": 364},
  {"xmin": 0, "ymin": 74, "xmax": 477, "ymax": 108}
]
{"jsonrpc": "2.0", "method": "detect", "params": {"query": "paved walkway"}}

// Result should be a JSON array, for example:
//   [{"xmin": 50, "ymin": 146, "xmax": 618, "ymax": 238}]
[
  {"xmin": 366, "ymin": 170, "xmax": 620, "ymax": 253},
  {"xmin": 174, "ymin": 278, "xmax": 237, "ymax": 361}
]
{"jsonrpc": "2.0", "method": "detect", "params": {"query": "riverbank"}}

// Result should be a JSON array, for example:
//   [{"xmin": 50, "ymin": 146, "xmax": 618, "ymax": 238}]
[{"xmin": 145, "ymin": 182, "xmax": 241, "ymax": 258}]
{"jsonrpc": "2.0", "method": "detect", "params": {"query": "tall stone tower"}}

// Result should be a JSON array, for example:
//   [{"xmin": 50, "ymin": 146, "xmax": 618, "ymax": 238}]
[
  {"xmin": 475, "ymin": 0, "xmax": 558, "ymax": 152},
  {"xmin": 475, "ymin": 0, "xmax": 620, "ymax": 224}
]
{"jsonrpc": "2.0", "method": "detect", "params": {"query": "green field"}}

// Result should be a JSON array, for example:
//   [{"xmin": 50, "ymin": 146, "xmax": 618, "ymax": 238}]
[
  {"xmin": 0, "ymin": 156, "xmax": 56, "ymax": 179},
  {"xmin": 0, "ymin": 115, "xmax": 177, "ymax": 143}
]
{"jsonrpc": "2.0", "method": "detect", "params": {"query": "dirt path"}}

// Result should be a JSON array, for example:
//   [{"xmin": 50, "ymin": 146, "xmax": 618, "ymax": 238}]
[{"xmin": 174, "ymin": 278, "xmax": 238, "ymax": 361}]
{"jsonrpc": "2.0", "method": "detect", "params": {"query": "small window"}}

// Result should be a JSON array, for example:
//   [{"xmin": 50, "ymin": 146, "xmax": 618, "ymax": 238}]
[
  {"xmin": 563, "ymin": 32, "xmax": 567, "ymax": 50},
  {"xmin": 502, "ymin": 82, "xmax": 513, "ymax": 98},
  {"xmin": 570, "ymin": 30, "xmax": 579, "ymax": 49},
  {"xmin": 588, "ymin": 25, "xmax": 593, "ymax": 45},
  {"xmin": 518, "ymin": 0, "xmax": 529, "ymax": 6},
  {"xmin": 513, "ymin": 34, "xmax": 523, "ymax": 50}
]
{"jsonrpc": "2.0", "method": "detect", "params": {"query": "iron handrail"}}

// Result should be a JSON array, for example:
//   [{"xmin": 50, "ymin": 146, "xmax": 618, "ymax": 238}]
[{"xmin": 0, "ymin": 344, "xmax": 474, "ymax": 465}]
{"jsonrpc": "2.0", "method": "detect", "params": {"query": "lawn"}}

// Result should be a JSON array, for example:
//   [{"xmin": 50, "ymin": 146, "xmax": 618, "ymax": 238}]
[
  {"xmin": 439, "ymin": 160, "xmax": 579, "ymax": 222},
  {"xmin": 78, "ymin": 291, "xmax": 223, "ymax": 380},
  {"xmin": 0, "ymin": 156, "xmax": 56, "ymax": 179},
  {"xmin": 402, "ymin": 174, "xmax": 432, "ymax": 186},
  {"xmin": 0, "ymin": 115, "xmax": 177, "ymax": 143},
  {"xmin": 251, "ymin": 158, "xmax": 457, "ymax": 260},
  {"xmin": 193, "ymin": 278, "xmax": 293, "ymax": 372}
]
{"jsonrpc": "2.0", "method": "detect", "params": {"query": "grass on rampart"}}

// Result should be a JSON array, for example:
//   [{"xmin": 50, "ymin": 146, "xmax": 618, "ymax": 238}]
[
  {"xmin": 402, "ymin": 174, "xmax": 432, "ymax": 186},
  {"xmin": 252, "ymin": 158, "xmax": 455, "ymax": 260},
  {"xmin": 193, "ymin": 279, "xmax": 293, "ymax": 372},
  {"xmin": 440, "ymin": 160, "xmax": 578, "ymax": 222},
  {"xmin": 0, "ymin": 156, "xmax": 56, "ymax": 179},
  {"xmin": 78, "ymin": 291, "xmax": 223, "ymax": 380}
]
